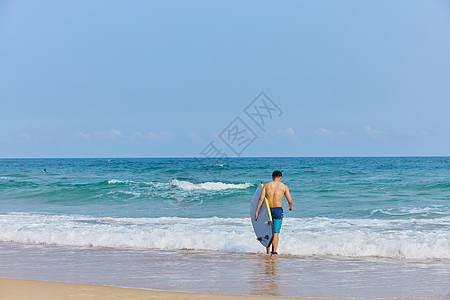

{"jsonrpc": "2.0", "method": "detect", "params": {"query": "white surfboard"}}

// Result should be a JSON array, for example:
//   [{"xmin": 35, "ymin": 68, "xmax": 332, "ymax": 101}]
[{"xmin": 250, "ymin": 182, "xmax": 273, "ymax": 248}]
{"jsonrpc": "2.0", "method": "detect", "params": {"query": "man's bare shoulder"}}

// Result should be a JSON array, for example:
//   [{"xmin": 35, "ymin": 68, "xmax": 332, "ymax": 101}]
[
  {"xmin": 265, "ymin": 181, "xmax": 276, "ymax": 187},
  {"xmin": 265, "ymin": 181, "xmax": 288, "ymax": 191},
  {"xmin": 278, "ymin": 182, "xmax": 288, "ymax": 190}
]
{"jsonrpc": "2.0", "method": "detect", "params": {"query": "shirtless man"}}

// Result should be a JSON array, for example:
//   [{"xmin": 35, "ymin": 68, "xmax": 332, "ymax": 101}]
[{"xmin": 255, "ymin": 170, "xmax": 293, "ymax": 257}]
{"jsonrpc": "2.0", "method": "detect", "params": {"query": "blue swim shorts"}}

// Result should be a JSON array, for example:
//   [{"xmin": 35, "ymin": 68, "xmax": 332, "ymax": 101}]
[{"xmin": 270, "ymin": 207, "xmax": 283, "ymax": 233}]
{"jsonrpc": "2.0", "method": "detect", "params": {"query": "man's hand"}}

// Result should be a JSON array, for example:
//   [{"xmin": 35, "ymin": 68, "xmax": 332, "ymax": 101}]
[
  {"xmin": 255, "ymin": 211, "xmax": 259, "ymax": 221},
  {"xmin": 285, "ymin": 187, "xmax": 293, "ymax": 212}
]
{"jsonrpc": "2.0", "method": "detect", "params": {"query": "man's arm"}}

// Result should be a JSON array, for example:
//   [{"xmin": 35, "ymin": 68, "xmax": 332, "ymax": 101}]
[
  {"xmin": 255, "ymin": 186, "xmax": 266, "ymax": 220},
  {"xmin": 285, "ymin": 186, "xmax": 293, "ymax": 211}
]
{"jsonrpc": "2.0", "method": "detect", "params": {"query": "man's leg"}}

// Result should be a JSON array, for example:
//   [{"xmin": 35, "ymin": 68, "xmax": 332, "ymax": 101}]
[
  {"xmin": 266, "ymin": 245, "xmax": 270, "ymax": 254},
  {"xmin": 272, "ymin": 232, "xmax": 279, "ymax": 254},
  {"xmin": 271, "ymin": 218, "xmax": 282, "ymax": 256}
]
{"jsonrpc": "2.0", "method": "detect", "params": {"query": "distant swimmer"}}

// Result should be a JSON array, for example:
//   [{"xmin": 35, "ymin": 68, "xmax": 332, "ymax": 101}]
[
  {"xmin": 255, "ymin": 170, "xmax": 293, "ymax": 257},
  {"xmin": 43, "ymin": 169, "xmax": 47, "ymax": 172}
]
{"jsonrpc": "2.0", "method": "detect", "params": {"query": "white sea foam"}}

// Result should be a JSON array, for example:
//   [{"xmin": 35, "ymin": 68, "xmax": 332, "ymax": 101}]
[
  {"xmin": 1, "ymin": 213, "xmax": 449, "ymax": 260},
  {"xmin": 108, "ymin": 190, "xmax": 141, "ymax": 197},
  {"xmin": 370, "ymin": 206, "xmax": 449, "ymax": 217},
  {"xmin": 170, "ymin": 179, "xmax": 252, "ymax": 191},
  {"xmin": 108, "ymin": 179, "xmax": 136, "ymax": 184}
]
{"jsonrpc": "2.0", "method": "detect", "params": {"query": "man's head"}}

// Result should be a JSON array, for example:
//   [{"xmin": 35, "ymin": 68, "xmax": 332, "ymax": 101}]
[{"xmin": 272, "ymin": 170, "xmax": 282, "ymax": 180}]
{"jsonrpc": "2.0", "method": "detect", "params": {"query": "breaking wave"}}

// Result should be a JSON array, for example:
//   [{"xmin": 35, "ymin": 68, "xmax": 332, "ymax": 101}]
[
  {"xmin": 1, "ymin": 213, "xmax": 449, "ymax": 260},
  {"xmin": 170, "ymin": 180, "xmax": 252, "ymax": 191}
]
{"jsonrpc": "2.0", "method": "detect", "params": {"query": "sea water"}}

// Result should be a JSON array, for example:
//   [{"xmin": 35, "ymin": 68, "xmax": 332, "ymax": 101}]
[{"xmin": 1, "ymin": 157, "xmax": 449, "ymax": 298}]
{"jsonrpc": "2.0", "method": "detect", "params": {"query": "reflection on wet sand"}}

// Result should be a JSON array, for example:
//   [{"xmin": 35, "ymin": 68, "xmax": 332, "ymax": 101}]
[{"xmin": 250, "ymin": 256, "xmax": 280, "ymax": 296}]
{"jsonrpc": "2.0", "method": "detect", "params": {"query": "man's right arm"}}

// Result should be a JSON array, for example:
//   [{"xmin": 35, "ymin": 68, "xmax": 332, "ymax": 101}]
[
  {"xmin": 255, "ymin": 186, "xmax": 266, "ymax": 220},
  {"xmin": 285, "ymin": 186, "xmax": 293, "ymax": 211}
]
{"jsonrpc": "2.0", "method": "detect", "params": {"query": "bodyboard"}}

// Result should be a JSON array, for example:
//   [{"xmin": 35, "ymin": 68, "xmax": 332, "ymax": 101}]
[{"xmin": 250, "ymin": 183, "xmax": 273, "ymax": 247}]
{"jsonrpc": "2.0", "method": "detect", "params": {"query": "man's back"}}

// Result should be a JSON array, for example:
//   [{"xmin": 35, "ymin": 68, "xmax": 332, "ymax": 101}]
[{"xmin": 264, "ymin": 181, "xmax": 288, "ymax": 208}]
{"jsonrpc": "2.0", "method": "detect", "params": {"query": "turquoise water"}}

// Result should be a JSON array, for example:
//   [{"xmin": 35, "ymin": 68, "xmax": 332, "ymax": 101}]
[
  {"xmin": 1, "ymin": 157, "xmax": 449, "ymax": 259},
  {"xmin": 2, "ymin": 157, "xmax": 449, "ymax": 218}
]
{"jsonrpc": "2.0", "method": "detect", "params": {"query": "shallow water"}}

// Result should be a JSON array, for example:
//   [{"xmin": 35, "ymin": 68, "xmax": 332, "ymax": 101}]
[{"xmin": 1, "ymin": 243, "xmax": 449, "ymax": 299}]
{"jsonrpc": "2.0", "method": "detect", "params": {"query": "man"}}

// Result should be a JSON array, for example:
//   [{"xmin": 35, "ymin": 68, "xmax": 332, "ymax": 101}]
[{"xmin": 255, "ymin": 170, "xmax": 293, "ymax": 257}]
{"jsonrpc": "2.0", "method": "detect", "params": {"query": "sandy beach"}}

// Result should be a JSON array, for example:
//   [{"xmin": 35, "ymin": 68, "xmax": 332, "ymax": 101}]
[{"xmin": 0, "ymin": 278, "xmax": 361, "ymax": 300}]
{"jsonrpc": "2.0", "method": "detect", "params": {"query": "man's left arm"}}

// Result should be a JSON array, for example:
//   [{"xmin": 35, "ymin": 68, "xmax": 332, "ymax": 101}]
[{"xmin": 285, "ymin": 186, "xmax": 293, "ymax": 211}]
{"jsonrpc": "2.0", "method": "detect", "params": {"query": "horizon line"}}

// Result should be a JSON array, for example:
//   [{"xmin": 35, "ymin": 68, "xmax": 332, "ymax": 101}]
[{"xmin": 1, "ymin": 155, "xmax": 449, "ymax": 159}]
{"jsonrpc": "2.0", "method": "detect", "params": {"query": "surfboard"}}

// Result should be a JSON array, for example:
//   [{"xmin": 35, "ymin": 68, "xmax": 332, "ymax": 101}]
[{"xmin": 250, "ymin": 182, "xmax": 273, "ymax": 248}]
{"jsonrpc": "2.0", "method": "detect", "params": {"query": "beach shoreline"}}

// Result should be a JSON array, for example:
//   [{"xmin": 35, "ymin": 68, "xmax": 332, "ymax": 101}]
[
  {"xmin": 1, "ymin": 243, "xmax": 448, "ymax": 299},
  {"xmin": 0, "ymin": 278, "xmax": 368, "ymax": 300}
]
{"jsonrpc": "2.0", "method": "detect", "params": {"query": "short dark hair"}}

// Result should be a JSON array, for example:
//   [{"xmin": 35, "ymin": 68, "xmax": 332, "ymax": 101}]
[{"xmin": 272, "ymin": 170, "xmax": 282, "ymax": 178}]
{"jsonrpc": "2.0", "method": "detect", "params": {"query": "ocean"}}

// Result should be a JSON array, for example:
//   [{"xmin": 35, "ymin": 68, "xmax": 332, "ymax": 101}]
[{"xmin": 1, "ymin": 157, "xmax": 449, "ymax": 298}]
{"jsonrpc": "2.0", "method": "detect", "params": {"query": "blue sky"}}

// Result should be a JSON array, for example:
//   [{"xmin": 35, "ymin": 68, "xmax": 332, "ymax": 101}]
[{"xmin": 1, "ymin": 0, "xmax": 449, "ymax": 157}]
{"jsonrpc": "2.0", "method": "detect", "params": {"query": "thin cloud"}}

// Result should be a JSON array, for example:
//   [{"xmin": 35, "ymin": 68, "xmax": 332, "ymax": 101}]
[
  {"xmin": 18, "ymin": 133, "xmax": 51, "ymax": 142},
  {"xmin": 94, "ymin": 129, "xmax": 124, "ymax": 139},
  {"xmin": 267, "ymin": 128, "xmax": 300, "ymax": 144},
  {"xmin": 313, "ymin": 128, "xmax": 349, "ymax": 139},
  {"xmin": 20, "ymin": 133, "xmax": 31, "ymax": 140},
  {"xmin": 134, "ymin": 131, "xmax": 171, "ymax": 141},
  {"xmin": 76, "ymin": 132, "xmax": 91, "ymax": 139},
  {"xmin": 313, "ymin": 128, "xmax": 333, "ymax": 138},
  {"xmin": 186, "ymin": 131, "xmax": 204, "ymax": 143},
  {"xmin": 364, "ymin": 126, "xmax": 383, "ymax": 137},
  {"xmin": 276, "ymin": 127, "xmax": 299, "ymax": 142},
  {"xmin": 75, "ymin": 130, "xmax": 171, "ymax": 142}
]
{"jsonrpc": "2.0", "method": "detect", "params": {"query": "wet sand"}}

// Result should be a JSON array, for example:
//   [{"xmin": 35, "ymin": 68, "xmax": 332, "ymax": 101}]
[{"xmin": 0, "ymin": 278, "xmax": 357, "ymax": 300}]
